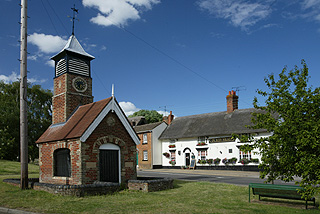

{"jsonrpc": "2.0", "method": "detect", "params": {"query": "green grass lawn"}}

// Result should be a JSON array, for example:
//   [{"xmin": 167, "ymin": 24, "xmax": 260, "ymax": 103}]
[{"xmin": 0, "ymin": 160, "xmax": 319, "ymax": 213}]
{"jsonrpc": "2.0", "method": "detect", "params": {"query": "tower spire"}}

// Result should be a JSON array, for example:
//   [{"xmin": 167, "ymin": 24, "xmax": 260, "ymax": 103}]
[{"xmin": 71, "ymin": 4, "xmax": 78, "ymax": 35}]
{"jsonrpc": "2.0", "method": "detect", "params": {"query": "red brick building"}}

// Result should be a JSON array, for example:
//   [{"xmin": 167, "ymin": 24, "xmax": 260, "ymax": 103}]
[{"xmin": 36, "ymin": 35, "xmax": 139, "ymax": 185}]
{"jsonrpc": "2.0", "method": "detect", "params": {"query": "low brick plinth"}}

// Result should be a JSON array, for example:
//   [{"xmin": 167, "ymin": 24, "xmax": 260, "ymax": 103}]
[
  {"xmin": 128, "ymin": 177, "xmax": 173, "ymax": 192},
  {"xmin": 3, "ymin": 179, "xmax": 119, "ymax": 197}
]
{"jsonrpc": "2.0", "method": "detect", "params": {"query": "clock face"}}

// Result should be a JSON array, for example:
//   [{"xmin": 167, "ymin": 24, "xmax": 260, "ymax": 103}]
[{"xmin": 73, "ymin": 77, "xmax": 87, "ymax": 92}]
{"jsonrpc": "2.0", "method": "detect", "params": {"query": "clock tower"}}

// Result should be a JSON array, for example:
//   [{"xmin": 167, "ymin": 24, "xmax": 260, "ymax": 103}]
[{"xmin": 51, "ymin": 35, "xmax": 95, "ymax": 124}]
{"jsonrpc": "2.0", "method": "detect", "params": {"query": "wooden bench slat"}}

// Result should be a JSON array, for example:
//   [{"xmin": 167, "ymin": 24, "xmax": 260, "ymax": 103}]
[{"xmin": 248, "ymin": 183, "xmax": 316, "ymax": 209}]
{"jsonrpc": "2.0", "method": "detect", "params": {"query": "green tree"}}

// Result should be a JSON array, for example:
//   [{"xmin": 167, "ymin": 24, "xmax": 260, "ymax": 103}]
[
  {"xmin": 128, "ymin": 110, "xmax": 163, "ymax": 124},
  {"xmin": 248, "ymin": 60, "xmax": 320, "ymax": 199},
  {"xmin": 0, "ymin": 81, "xmax": 52, "ymax": 161}
]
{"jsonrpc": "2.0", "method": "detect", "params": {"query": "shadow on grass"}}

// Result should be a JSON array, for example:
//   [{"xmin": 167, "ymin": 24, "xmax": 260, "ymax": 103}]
[
  {"xmin": 173, "ymin": 179, "xmax": 191, "ymax": 189},
  {"xmin": 251, "ymin": 197, "xmax": 318, "ymax": 210}
]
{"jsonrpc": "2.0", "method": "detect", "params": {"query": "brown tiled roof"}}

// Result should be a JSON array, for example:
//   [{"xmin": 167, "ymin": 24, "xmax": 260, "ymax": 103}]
[
  {"xmin": 36, "ymin": 97, "xmax": 112, "ymax": 143},
  {"xmin": 133, "ymin": 121, "xmax": 164, "ymax": 133}
]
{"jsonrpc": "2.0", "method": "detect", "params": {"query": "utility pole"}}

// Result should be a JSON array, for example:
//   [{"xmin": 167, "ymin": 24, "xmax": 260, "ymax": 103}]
[{"xmin": 20, "ymin": 0, "xmax": 28, "ymax": 190}]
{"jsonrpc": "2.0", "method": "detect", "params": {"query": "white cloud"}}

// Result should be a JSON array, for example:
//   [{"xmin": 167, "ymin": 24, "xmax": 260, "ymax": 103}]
[
  {"xmin": 82, "ymin": 0, "xmax": 160, "ymax": 27},
  {"xmin": 0, "ymin": 72, "xmax": 20, "ymax": 83},
  {"xmin": 28, "ymin": 55, "xmax": 38, "ymax": 61},
  {"xmin": 119, "ymin": 101, "xmax": 141, "ymax": 116},
  {"xmin": 197, "ymin": 0, "xmax": 272, "ymax": 31},
  {"xmin": 0, "ymin": 72, "xmax": 47, "ymax": 84},
  {"xmin": 301, "ymin": 0, "xmax": 320, "ymax": 22},
  {"xmin": 28, "ymin": 33, "xmax": 67, "ymax": 54},
  {"xmin": 46, "ymin": 60, "xmax": 55, "ymax": 67},
  {"xmin": 302, "ymin": 0, "xmax": 320, "ymax": 9},
  {"xmin": 157, "ymin": 110, "xmax": 170, "ymax": 116}
]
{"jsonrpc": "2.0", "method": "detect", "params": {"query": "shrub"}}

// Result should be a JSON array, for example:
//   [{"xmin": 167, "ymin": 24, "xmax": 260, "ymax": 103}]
[
  {"xmin": 229, "ymin": 157, "xmax": 237, "ymax": 165},
  {"xmin": 206, "ymin": 159, "xmax": 213, "ymax": 165},
  {"xmin": 240, "ymin": 158, "xmax": 249, "ymax": 165},
  {"xmin": 251, "ymin": 158, "xmax": 259, "ymax": 164},
  {"xmin": 169, "ymin": 160, "xmax": 176, "ymax": 165},
  {"xmin": 213, "ymin": 158, "xmax": 221, "ymax": 165},
  {"xmin": 222, "ymin": 158, "xmax": 228, "ymax": 165},
  {"xmin": 200, "ymin": 159, "xmax": 207, "ymax": 165}
]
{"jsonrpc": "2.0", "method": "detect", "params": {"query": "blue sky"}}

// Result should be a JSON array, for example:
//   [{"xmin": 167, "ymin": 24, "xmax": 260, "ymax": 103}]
[{"xmin": 1, "ymin": 0, "xmax": 320, "ymax": 117}]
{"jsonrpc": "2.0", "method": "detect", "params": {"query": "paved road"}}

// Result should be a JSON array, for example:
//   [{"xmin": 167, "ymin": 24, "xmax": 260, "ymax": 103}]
[{"xmin": 137, "ymin": 169, "xmax": 300, "ymax": 186}]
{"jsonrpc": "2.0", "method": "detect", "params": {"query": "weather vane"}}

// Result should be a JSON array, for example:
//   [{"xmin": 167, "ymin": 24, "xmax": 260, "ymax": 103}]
[{"xmin": 70, "ymin": 4, "xmax": 79, "ymax": 35}]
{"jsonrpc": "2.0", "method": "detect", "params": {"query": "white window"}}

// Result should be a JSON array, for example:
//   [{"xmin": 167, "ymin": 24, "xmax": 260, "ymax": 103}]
[
  {"xmin": 198, "ymin": 136, "xmax": 206, "ymax": 143},
  {"xmin": 143, "ymin": 150, "xmax": 148, "ymax": 161},
  {"xmin": 239, "ymin": 150, "xmax": 251, "ymax": 160},
  {"xmin": 170, "ymin": 150, "xmax": 176, "ymax": 160},
  {"xmin": 198, "ymin": 150, "xmax": 207, "ymax": 160},
  {"xmin": 143, "ymin": 134, "xmax": 148, "ymax": 144}
]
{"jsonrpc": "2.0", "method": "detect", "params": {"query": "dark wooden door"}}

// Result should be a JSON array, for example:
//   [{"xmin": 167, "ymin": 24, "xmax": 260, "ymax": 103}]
[
  {"xmin": 185, "ymin": 153, "xmax": 190, "ymax": 166},
  {"xmin": 99, "ymin": 150, "xmax": 119, "ymax": 183}
]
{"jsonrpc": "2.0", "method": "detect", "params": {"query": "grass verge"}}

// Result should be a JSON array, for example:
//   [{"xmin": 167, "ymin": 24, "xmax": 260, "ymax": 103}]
[{"xmin": 0, "ymin": 160, "xmax": 319, "ymax": 213}]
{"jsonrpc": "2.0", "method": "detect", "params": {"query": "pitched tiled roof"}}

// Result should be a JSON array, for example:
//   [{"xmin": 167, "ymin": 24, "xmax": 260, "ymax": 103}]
[
  {"xmin": 36, "ymin": 98, "xmax": 112, "ymax": 143},
  {"xmin": 133, "ymin": 121, "xmax": 164, "ymax": 133},
  {"xmin": 159, "ymin": 108, "xmax": 267, "ymax": 140}
]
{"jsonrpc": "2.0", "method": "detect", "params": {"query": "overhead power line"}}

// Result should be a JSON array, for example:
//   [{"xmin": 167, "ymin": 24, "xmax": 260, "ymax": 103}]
[{"xmin": 75, "ymin": 0, "xmax": 228, "ymax": 94}]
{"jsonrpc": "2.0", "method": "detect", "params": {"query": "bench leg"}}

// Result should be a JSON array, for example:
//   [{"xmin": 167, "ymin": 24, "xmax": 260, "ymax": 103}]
[{"xmin": 259, "ymin": 195, "xmax": 261, "ymax": 201}]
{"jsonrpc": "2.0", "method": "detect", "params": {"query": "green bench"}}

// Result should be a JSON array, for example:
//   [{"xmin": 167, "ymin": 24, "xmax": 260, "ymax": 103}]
[{"xmin": 249, "ymin": 183, "xmax": 316, "ymax": 209}]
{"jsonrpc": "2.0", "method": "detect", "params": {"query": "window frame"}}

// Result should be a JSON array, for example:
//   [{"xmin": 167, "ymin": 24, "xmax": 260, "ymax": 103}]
[
  {"xmin": 143, "ymin": 150, "xmax": 148, "ymax": 161},
  {"xmin": 143, "ymin": 133, "xmax": 148, "ymax": 144},
  {"xmin": 53, "ymin": 148, "xmax": 71, "ymax": 177}
]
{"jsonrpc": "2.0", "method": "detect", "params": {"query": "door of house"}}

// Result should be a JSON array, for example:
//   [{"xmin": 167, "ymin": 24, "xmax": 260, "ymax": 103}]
[
  {"xmin": 185, "ymin": 153, "xmax": 190, "ymax": 166},
  {"xmin": 99, "ymin": 150, "xmax": 119, "ymax": 183}
]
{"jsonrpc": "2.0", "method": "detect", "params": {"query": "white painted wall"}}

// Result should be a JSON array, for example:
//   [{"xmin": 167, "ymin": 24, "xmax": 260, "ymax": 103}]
[
  {"xmin": 152, "ymin": 122, "xmax": 167, "ymax": 166},
  {"xmin": 161, "ymin": 132, "xmax": 271, "ymax": 167}
]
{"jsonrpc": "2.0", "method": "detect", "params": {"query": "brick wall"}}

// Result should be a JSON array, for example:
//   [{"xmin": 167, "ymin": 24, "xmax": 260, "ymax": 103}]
[
  {"xmin": 38, "ymin": 139, "xmax": 82, "ymax": 185},
  {"xmin": 39, "ymin": 111, "xmax": 137, "ymax": 185},
  {"xmin": 52, "ymin": 73, "xmax": 93, "ymax": 124},
  {"xmin": 83, "ymin": 112, "xmax": 137, "ymax": 184},
  {"xmin": 137, "ymin": 132, "xmax": 152, "ymax": 169}
]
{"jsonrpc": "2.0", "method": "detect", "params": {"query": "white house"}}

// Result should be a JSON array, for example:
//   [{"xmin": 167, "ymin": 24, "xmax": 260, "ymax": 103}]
[{"xmin": 159, "ymin": 91, "xmax": 271, "ymax": 168}]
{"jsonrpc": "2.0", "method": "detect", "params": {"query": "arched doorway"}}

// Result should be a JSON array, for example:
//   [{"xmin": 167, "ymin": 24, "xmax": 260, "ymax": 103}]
[
  {"xmin": 183, "ymin": 147, "xmax": 192, "ymax": 167},
  {"xmin": 99, "ymin": 144, "xmax": 121, "ymax": 183}
]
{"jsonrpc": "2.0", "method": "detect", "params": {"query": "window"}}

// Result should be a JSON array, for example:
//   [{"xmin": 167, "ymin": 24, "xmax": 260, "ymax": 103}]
[
  {"xmin": 198, "ymin": 136, "xmax": 206, "ymax": 143},
  {"xmin": 143, "ymin": 134, "xmax": 148, "ymax": 144},
  {"xmin": 143, "ymin": 150, "xmax": 148, "ymax": 161},
  {"xmin": 54, "ymin": 148, "xmax": 71, "ymax": 177},
  {"xmin": 239, "ymin": 150, "xmax": 251, "ymax": 160},
  {"xmin": 170, "ymin": 150, "xmax": 176, "ymax": 160},
  {"xmin": 229, "ymin": 149, "xmax": 233, "ymax": 153},
  {"xmin": 198, "ymin": 150, "xmax": 207, "ymax": 160}
]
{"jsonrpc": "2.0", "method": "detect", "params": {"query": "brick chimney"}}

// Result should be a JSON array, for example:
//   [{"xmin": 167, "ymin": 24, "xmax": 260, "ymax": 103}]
[
  {"xmin": 163, "ymin": 111, "xmax": 174, "ymax": 125},
  {"xmin": 226, "ymin": 90, "xmax": 238, "ymax": 113},
  {"xmin": 167, "ymin": 111, "xmax": 174, "ymax": 125}
]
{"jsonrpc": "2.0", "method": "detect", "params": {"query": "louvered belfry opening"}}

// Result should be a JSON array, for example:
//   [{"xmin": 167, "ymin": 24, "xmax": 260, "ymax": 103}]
[{"xmin": 54, "ymin": 54, "xmax": 90, "ymax": 78}]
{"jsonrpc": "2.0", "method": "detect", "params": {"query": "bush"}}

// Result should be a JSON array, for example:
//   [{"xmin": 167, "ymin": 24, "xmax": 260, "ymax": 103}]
[
  {"xmin": 213, "ymin": 158, "xmax": 221, "ymax": 165},
  {"xmin": 229, "ymin": 157, "xmax": 237, "ymax": 165},
  {"xmin": 169, "ymin": 160, "xmax": 176, "ymax": 165},
  {"xmin": 222, "ymin": 158, "xmax": 228, "ymax": 165},
  {"xmin": 250, "ymin": 158, "xmax": 259, "ymax": 164},
  {"xmin": 199, "ymin": 160, "xmax": 207, "ymax": 165},
  {"xmin": 206, "ymin": 159, "xmax": 213, "ymax": 165},
  {"xmin": 239, "ymin": 158, "xmax": 249, "ymax": 165}
]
